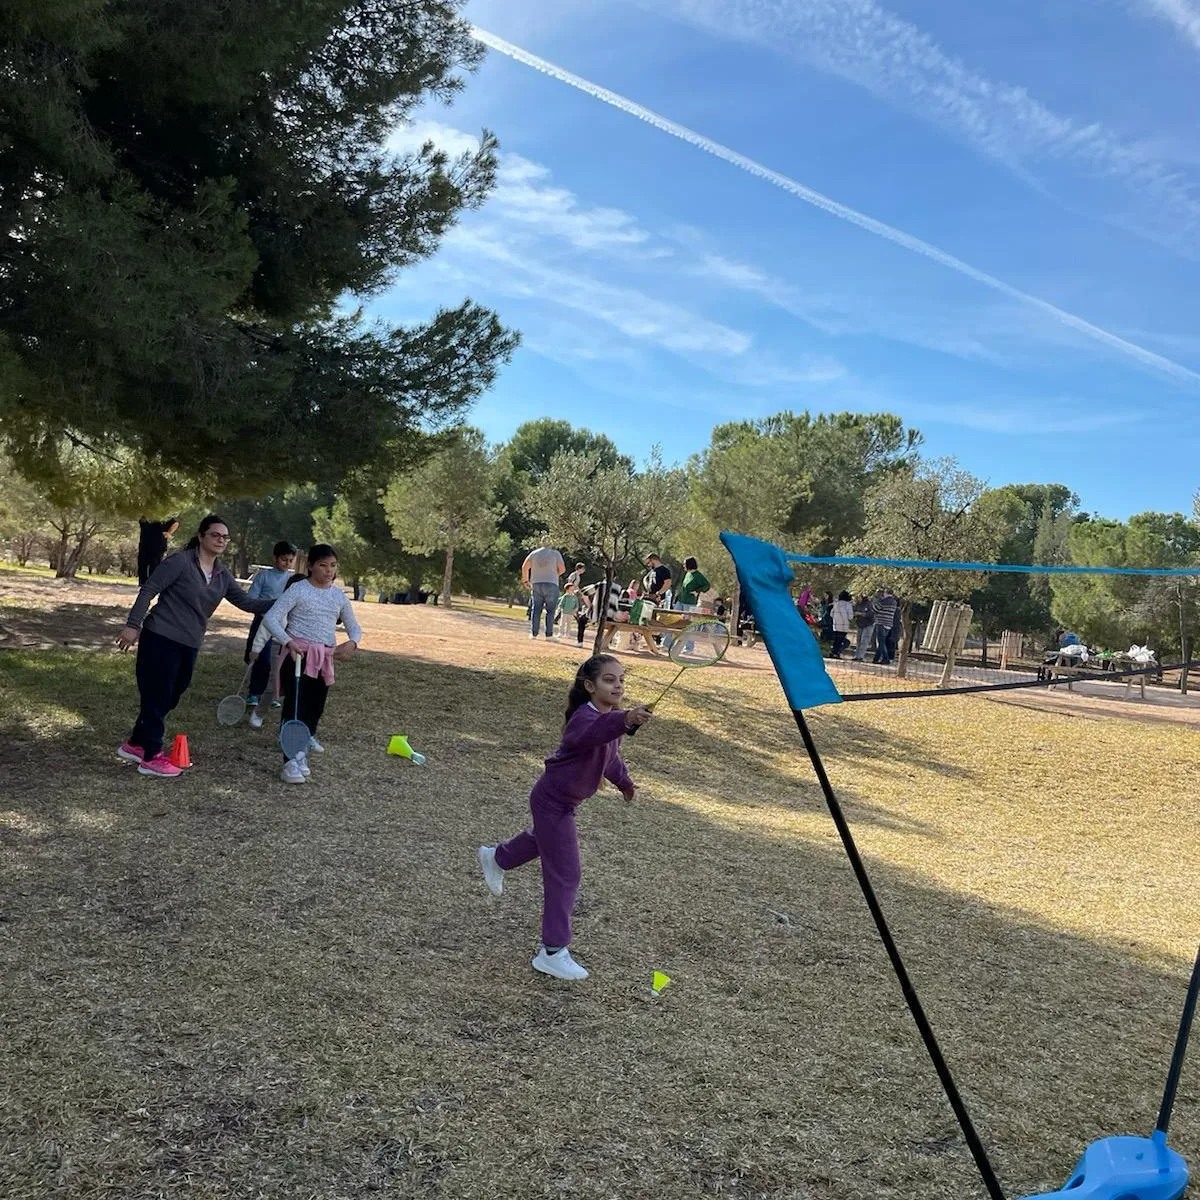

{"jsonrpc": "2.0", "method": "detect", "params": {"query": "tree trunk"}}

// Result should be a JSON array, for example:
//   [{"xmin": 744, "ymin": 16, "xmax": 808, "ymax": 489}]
[
  {"xmin": 442, "ymin": 547, "xmax": 455, "ymax": 610},
  {"xmin": 50, "ymin": 528, "xmax": 70, "ymax": 575}
]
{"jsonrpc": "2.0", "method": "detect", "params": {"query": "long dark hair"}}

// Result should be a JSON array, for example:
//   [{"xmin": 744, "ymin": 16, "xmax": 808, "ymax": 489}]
[
  {"xmin": 186, "ymin": 513, "xmax": 227, "ymax": 550},
  {"xmin": 565, "ymin": 654, "xmax": 621, "ymax": 726}
]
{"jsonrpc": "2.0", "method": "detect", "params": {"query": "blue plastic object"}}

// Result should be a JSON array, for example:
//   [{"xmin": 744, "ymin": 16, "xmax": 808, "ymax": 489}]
[
  {"xmin": 719, "ymin": 531, "xmax": 842, "ymax": 711},
  {"xmin": 1020, "ymin": 1133, "xmax": 1188, "ymax": 1200}
]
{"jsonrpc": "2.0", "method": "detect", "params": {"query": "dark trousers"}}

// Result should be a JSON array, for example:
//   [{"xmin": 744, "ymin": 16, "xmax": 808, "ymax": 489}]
[
  {"xmin": 279, "ymin": 654, "xmax": 329, "ymax": 739},
  {"xmin": 137, "ymin": 552, "xmax": 163, "ymax": 587},
  {"xmin": 575, "ymin": 615, "xmax": 588, "ymax": 645},
  {"xmin": 248, "ymin": 641, "xmax": 275, "ymax": 698},
  {"xmin": 831, "ymin": 631, "xmax": 850, "ymax": 657},
  {"xmin": 129, "ymin": 627, "xmax": 198, "ymax": 760}
]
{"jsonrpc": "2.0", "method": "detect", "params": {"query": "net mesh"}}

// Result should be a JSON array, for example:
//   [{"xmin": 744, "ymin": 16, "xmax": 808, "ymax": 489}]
[
  {"xmin": 216, "ymin": 695, "xmax": 247, "ymax": 725},
  {"xmin": 768, "ymin": 557, "xmax": 1200, "ymax": 705},
  {"xmin": 279, "ymin": 719, "xmax": 310, "ymax": 758},
  {"xmin": 668, "ymin": 619, "xmax": 731, "ymax": 666}
]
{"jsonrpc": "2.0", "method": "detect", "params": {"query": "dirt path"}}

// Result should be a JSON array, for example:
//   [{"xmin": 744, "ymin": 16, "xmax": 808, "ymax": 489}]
[{"xmin": 2, "ymin": 569, "xmax": 1195, "ymax": 726}]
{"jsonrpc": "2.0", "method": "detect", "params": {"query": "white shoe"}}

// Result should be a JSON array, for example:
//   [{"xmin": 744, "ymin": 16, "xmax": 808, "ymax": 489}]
[
  {"xmin": 248, "ymin": 709, "xmax": 264, "ymax": 730},
  {"xmin": 532, "ymin": 946, "xmax": 589, "ymax": 981},
  {"xmin": 295, "ymin": 750, "xmax": 311, "ymax": 778},
  {"xmin": 307, "ymin": 736, "xmax": 324, "ymax": 754},
  {"xmin": 478, "ymin": 846, "xmax": 504, "ymax": 896},
  {"xmin": 280, "ymin": 759, "xmax": 307, "ymax": 785}
]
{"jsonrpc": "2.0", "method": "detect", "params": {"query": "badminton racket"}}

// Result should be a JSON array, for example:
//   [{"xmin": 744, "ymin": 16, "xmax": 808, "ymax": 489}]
[
  {"xmin": 216, "ymin": 661, "xmax": 254, "ymax": 726},
  {"xmin": 278, "ymin": 650, "xmax": 310, "ymax": 760},
  {"xmin": 628, "ymin": 618, "xmax": 730, "ymax": 735}
]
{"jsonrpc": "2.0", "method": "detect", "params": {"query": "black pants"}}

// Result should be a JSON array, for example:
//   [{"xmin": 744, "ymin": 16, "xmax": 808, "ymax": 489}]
[
  {"xmin": 831, "ymin": 631, "xmax": 850, "ymax": 657},
  {"xmin": 575, "ymin": 615, "xmax": 588, "ymax": 645},
  {"xmin": 248, "ymin": 642, "xmax": 274, "ymax": 698},
  {"xmin": 280, "ymin": 654, "xmax": 330, "ymax": 739},
  {"xmin": 129, "ymin": 627, "xmax": 198, "ymax": 760},
  {"xmin": 137, "ymin": 552, "xmax": 163, "ymax": 587}
]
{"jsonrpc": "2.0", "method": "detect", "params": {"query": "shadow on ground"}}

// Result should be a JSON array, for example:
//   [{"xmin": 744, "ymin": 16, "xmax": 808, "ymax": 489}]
[{"xmin": 0, "ymin": 645, "xmax": 1194, "ymax": 1200}]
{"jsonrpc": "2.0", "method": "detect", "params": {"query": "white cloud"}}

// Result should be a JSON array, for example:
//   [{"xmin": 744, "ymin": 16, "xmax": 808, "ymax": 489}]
[
  {"xmin": 446, "ymin": 223, "xmax": 753, "ymax": 356},
  {"xmin": 390, "ymin": 120, "xmax": 653, "ymax": 255},
  {"xmin": 653, "ymin": 0, "xmax": 1200, "ymax": 254},
  {"xmin": 473, "ymin": 28, "xmax": 1200, "ymax": 385},
  {"xmin": 902, "ymin": 397, "xmax": 1141, "ymax": 435},
  {"xmin": 1133, "ymin": 0, "xmax": 1200, "ymax": 48}
]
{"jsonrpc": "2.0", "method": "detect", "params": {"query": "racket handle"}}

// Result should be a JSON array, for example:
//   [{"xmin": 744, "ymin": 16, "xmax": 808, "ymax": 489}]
[{"xmin": 626, "ymin": 704, "xmax": 654, "ymax": 737}]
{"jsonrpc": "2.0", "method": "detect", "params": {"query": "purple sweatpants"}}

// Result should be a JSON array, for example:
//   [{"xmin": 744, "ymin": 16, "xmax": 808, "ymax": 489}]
[{"xmin": 494, "ymin": 786, "xmax": 581, "ymax": 948}]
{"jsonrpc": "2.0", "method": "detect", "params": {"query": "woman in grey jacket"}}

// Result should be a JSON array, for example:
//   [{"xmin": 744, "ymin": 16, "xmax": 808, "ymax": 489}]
[{"xmin": 115, "ymin": 514, "xmax": 273, "ymax": 778}]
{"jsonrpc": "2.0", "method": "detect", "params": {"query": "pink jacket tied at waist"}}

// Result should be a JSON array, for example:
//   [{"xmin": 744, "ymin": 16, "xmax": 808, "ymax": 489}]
[{"xmin": 290, "ymin": 639, "xmax": 336, "ymax": 685}]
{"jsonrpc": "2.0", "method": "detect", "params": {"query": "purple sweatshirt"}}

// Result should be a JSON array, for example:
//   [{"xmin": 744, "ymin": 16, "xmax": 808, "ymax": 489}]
[{"xmin": 532, "ymin": 704, "xmax": 634, "ymax": 807}]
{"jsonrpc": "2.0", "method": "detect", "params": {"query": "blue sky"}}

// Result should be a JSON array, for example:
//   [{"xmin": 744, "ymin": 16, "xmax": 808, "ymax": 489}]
[{"xmin": 373, "ymin": 0, "xmax": 1200, "ymax": 521}]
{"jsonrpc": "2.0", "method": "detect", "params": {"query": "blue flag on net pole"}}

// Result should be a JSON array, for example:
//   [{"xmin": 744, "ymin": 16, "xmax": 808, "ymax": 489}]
[{"xmin": 720, "ymin": 531, "xmax": 842, "ymax": 712}]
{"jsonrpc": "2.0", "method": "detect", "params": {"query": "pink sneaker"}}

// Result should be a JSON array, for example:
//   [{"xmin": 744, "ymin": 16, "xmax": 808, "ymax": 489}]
[
  {"xmin": 116, "ymin": 742, "xmax": 145, "ymax": 764},
  {"xmin": 137, "ymin": 753, "xmax": 182, "ymax": 778}
]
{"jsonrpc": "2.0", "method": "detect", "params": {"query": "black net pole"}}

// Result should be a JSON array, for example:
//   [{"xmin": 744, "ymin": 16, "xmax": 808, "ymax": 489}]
[
  {"xmin": 1157, "ymin": 945, "xmax": 1200, "ymax": 1137},
  {"xmin": 792, "ymin": 709, "xmax": 1007, "ymax": 1200}
]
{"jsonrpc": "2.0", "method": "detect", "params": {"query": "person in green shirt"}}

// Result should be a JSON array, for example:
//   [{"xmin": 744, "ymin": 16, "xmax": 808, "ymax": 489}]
[{"xmin": 675, "ymin": 556, "xmax": 710, "ymax": 612}]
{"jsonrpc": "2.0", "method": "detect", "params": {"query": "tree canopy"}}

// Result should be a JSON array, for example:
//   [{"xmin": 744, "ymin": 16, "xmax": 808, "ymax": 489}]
[{"xmin": 0, "ymin": 0, "xmax": 516, "ymax": 493}]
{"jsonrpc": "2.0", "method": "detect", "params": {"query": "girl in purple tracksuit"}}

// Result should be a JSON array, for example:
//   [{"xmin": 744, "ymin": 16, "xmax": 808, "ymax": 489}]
[{"xmin": 478, "ymin": 655, "xmax": 652, "ymax": 982}]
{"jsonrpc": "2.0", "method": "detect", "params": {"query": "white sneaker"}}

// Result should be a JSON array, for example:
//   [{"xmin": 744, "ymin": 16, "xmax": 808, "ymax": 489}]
[
  {"xmin": 248, "ymin": 709, "xmax": 264, "ymax": 730},
  {"xmin": 478, "ymin": 846, "xmax": 504, "ymax": 896},
  {"xmin": 280, "ymin": 759, "xmax": 307, "ymax": 785},
  {"xmin": 307, "ymin": 736, "xmax": 325, "ymax": 754},
  {"xmin": 295, "ymin": 750, "xmax": 311, "ymax": 778},
  {"xmin": 532, "ymin": 946, "xmax": 589, "ymax": 981}
]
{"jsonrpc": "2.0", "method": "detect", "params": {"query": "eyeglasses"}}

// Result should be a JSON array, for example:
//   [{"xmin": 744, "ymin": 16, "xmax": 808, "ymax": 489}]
[{"xmin": 205, "ymin": 531, "xmax": 231, "ymax": 541}]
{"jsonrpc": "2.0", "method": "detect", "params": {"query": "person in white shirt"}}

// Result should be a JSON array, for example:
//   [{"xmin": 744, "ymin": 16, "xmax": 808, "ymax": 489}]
[
  {"xmin": 522, "ymin": 544, "xmax": 566, "ymax": 639},
  {"xmin": 263, "ymin": 544, "xmax": 362, "ymax": 785},
  {"xmin": 830, "ymin": 590, "xmax": 855, "ymax": 659}
]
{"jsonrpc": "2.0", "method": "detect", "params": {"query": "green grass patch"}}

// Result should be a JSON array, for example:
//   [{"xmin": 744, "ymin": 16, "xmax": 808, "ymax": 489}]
[{"xmin": 0, "ymin": 635, "xmax": 1196, "ymax": 1200}]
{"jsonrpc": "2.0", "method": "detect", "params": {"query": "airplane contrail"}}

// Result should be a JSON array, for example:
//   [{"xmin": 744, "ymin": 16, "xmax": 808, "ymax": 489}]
[{"xmin": 471, "ymin": 26, "xmax": 1200, "ymax": 387}]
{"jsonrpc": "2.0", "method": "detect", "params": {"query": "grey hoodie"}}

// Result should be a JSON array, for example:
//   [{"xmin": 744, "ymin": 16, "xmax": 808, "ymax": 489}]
[{"xmin": 125, "ymin": 548, "xmax": 273, "ymax": 648}]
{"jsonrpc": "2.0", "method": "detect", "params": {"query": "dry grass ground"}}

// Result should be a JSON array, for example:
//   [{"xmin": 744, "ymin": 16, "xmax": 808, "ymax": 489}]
[{"xmin": 0, "ymin": 572, "xmax": 1196, "ymax": 1199}]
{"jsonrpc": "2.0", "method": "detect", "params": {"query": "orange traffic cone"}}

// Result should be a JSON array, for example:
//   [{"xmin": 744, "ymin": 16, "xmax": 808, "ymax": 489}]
[{"xmin": 169, "ymin": 733, "xmax": 192, "ymax": 769}]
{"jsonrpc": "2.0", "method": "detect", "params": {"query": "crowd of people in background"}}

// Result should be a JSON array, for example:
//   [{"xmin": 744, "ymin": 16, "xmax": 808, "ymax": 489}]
[
  {"xmin": 516, "ymin": 542, "xmax": 910, "ymax": 667},
  {"xmin": 795, "ymin": 585, "xmax": 905, "ymax": 665}
]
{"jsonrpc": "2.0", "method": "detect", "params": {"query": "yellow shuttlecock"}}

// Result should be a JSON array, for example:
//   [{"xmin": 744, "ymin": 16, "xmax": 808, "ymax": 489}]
[
  {"xmin": 387, "ymin": 735, "xmax": 426, "ymax": 765},
  {"xmin": 651, "ymin": 971, "xmax": 672, "ymax": 994}
]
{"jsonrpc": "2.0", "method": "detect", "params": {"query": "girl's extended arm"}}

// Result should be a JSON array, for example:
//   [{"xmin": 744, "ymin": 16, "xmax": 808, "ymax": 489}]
[
  {"xmin": 337, "ymin": 594, "xmax": 364, "ymax": 645},
  {"xmin": 559, "ymin": 707, "xmax": 633, "ymax": 753}
]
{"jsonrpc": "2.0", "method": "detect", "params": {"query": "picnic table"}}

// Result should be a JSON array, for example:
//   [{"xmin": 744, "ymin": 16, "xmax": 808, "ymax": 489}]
[
  {"xmin": 1047, "ymin": 655, "xmax": 1150, "ymax": 699},
  {"xmin": 602, "ymin": 608, "xmax": 693, "ymax": 656}
]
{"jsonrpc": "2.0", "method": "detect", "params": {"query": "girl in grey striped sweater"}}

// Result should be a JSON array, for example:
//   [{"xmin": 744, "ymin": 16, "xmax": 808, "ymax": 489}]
[{"xmin": 262, "ymin": 544, "xmax": 363, "ymax": 785}]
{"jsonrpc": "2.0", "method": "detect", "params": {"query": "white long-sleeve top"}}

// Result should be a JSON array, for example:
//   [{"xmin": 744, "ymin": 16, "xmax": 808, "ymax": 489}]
[{"xmin": 263, "ymin": 580, "xmax": 363, "ymax": 649}]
